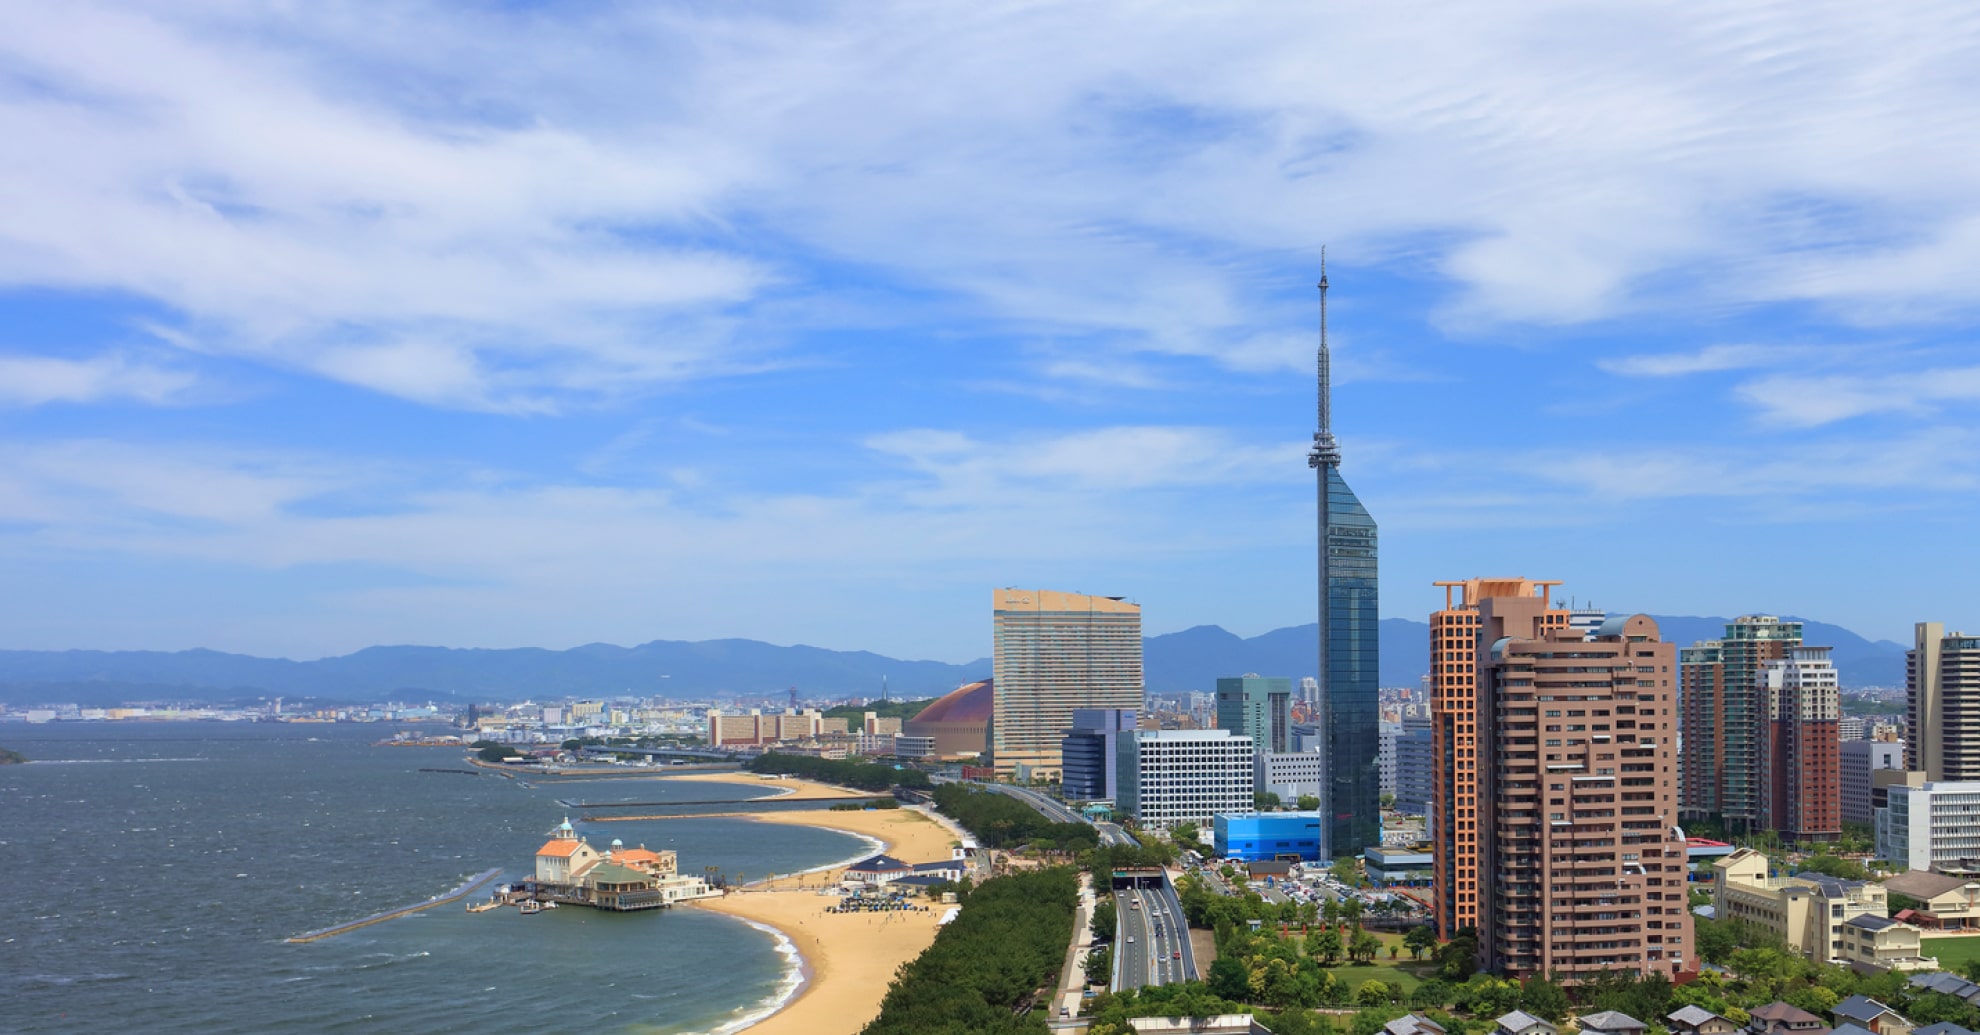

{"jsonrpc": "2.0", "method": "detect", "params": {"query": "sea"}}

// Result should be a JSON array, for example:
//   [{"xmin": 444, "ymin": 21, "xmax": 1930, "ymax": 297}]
[{"xmin": 0, "ymin": 722, "xmax": 878, "ymax": 1034}]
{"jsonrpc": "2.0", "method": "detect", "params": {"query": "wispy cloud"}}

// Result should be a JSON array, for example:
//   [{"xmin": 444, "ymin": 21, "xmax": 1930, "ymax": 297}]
[
  {"xmin": 1738, "ymin": 366, "xmax": 1980, "ymax": 427},
  {"xmin": 0, "ymin": 351, "xmax": 199, "ymax": 407},
  {"xmin": 1599, "ymin": 344, "xmax": 1803, "ymax": 378}
]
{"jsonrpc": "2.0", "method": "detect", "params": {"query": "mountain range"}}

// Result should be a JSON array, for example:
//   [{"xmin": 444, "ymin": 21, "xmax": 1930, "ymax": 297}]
[{"xmin": 0, "ymin": 614, "xmax": 1908, "ymax": 708}]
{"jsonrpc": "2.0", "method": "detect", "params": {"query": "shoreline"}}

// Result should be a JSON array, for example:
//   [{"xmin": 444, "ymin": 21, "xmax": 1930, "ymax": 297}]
[{"xmin": 686, "ymin": 786, "xmax": 960, "ymax": 1035}]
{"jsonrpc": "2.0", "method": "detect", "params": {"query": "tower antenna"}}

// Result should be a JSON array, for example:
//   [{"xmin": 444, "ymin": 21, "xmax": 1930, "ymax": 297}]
[{"xmin": 1308, "ymin": 247, "xmax": 1340, "ymax": 470}]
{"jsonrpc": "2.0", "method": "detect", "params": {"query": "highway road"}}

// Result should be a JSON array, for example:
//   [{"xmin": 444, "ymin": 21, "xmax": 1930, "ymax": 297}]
[
  {"xmin": 988, "ymin": 784, "xmax": 1140, "ymax": 846},
  {"xmin": 1113, "ymin": 881, "xmax": 1195, "ymax": 989}
]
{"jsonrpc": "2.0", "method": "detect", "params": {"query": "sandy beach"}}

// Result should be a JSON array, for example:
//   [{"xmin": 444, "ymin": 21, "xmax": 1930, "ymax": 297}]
[{"xmin": 688, "ymin": 793, "xmax": 968, "ymax": 1035}]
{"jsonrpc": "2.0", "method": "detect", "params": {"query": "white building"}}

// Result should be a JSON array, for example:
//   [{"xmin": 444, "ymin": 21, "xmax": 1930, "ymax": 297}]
[
  {"xmin": 1118, "ymin": 728, "xmax": 1253, "ymax": 828},
  {"xmin": 1256, "ymin": 751, "xmax": 1324, "ymax": 802},
  {"xmin": 1841, "ymin": 739, "xmax": 1906, "ymax": 827},
  {"xmin": 1879, "ymin": 781, "xmax": 1980, "ymax": 874}
]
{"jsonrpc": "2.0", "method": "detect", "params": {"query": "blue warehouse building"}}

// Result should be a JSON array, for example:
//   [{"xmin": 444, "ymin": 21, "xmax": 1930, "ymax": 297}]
[{"xmin": 1214, "ymin": 812, "xmax": 1323, "ymax": 862}]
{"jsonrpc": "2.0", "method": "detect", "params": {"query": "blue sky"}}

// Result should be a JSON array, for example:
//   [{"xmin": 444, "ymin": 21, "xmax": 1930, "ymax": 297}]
[{"xmin": 1, "ymin": 1, "xmax": 1976, "ymax": 662}]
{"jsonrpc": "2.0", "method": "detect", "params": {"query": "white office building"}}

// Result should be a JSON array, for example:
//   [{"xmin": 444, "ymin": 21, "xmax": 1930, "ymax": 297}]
[
  {"xmin": 1841, "ymin": 739, "xmax": 1906, "ymax": 827},
  {"xmin": 1879, "ymin": 781, "xmax": 1980, "ymax": 874},
  {"xmin": 1118, "ymin": 728, "xmax": 1254, "ymax": 828},
  {"xmin": 1256, "ymin": 751, "xmax": 1324, "ymax": 802}
]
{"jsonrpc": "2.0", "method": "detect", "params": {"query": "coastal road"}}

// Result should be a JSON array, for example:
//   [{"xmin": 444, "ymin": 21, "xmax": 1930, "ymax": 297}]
[{"xmin": 1112, "ymin": 879, "xmax": 1195, "ymax": 990}]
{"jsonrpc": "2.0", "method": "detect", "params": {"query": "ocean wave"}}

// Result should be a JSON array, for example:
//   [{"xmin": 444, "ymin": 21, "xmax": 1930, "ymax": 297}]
[
  {"xmin": 691, "ymin": 917, "xmax": 806, "ymax": 1035},
  {"xmin": 26, "ymin": 757, "xmax": 211, "ymax": 764}
]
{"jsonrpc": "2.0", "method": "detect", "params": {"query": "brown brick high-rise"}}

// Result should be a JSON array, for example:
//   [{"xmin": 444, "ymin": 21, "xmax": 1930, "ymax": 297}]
[{"xmin": 1432, "ymin": 579, "xmax": 1693, "ymax": 980}]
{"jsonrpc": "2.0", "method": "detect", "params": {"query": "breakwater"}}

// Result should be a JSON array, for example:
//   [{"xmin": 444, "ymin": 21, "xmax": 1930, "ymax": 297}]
[{"xmin": 285, "ymin": 868, "xmax": 503, "ymax": 944}]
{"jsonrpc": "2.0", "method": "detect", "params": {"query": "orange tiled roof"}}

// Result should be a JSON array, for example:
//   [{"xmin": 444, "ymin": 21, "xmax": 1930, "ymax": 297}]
[
  {"xmin": 615, "ymin": 848, "xmax": 667, "ymax": 866},
  {"xmin": 537, "ymin": 840, "xmax": 584, "ymax": 858}
]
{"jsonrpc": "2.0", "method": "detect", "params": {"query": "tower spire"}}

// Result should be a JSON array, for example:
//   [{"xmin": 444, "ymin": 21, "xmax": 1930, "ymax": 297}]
[{"xmin": 1308, "ymin": 248, "xmax": 1341, "ymax": 469}]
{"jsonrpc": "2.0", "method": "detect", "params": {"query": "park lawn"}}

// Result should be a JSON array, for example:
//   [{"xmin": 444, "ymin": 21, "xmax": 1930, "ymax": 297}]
[
  {"xmin": 1330, "ymin": 960, "xmax": 1434, "ymax": 992},
  {"xmin": 1924, "ymin": 937, "xmax": 1980, "ymax": 969}
]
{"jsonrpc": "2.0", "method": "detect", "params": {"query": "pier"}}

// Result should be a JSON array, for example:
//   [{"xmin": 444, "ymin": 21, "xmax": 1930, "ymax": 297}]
[{"xmin": 285, "ymin": 868, "xmax": 502, "ymax": 944}]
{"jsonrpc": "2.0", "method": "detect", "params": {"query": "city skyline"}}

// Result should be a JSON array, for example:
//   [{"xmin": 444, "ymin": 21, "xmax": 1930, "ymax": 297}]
[{"xmin": 3, "ymin": 5, "xmax": 1980, "ymax": 662}]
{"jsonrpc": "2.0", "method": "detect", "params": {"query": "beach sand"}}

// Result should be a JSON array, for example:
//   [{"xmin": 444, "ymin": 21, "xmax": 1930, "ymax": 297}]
[{"xmin": 691, "ymin": 797, "xmax": 967, "ymax": 1035}]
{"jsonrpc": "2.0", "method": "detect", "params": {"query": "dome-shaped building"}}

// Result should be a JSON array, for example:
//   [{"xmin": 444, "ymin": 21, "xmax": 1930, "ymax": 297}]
[{"xmin": 904, "ymin": 678, "xmax": 993, "ymax": 759}]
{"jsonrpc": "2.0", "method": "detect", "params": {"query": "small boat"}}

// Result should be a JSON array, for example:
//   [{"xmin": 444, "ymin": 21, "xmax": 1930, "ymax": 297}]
[{"xmin": 519, "ymin": 900, "xmax": 543, "ymax": 915}]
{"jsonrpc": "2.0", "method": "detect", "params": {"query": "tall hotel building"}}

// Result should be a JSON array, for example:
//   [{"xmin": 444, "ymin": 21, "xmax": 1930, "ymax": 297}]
[
  {"xmin": 991, "ymin": 589, "xmax": 1143, "ymax": 779},
  {"xmin": 1909, "ymin": 622, "xmax": 1980, "ymax": 781},
  {"xmin": 1430, "ymin": 579, "xmax": 1692, "ymax": 980},
  {"xmin": 1679, "ymin": 615, "xmax": 1801, "ymax": 831},
  {"xmin": 1307, "ymin": 263, "xmax": 1380, "ymax": 860}
]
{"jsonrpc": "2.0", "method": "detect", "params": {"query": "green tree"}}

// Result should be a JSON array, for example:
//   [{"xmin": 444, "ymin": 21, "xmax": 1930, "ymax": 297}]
[
  {"xmin": 1310, "ymin": 926, "xmax": 1344, "ymax": 965},
  {"xmin": 1256, "ymin": 791, "xmax": 1284, "ymax": 811},
  {"xmin": 1349, "ymin": 927, "xmax": 1382, "ymax": 964},
  {"xmin": 1359, "ymin": 979, "xmax": 1395, "ymax": 1006},
  {"xmin": 1209, "ymin": 957, "xmax": 1252, "ymax": 1002},
  {"xmin": 1172, "ymin": 821, "xmax": 1201, "ymax": 845},
  {"xmin": 1411, "ymin": 980, "xmax": 1453, "ymax": 1009},
  {"xmin": 1331, "ymin": 857, "xmax": 1360, "ymax": 886},
  {"xmin": 1092, "ymin": 898, "xmax": 1118, "ymax": 942},
  {"xmin": 1086, "ymin": 945, "xmax": 1113, "ymax": 984},
  {"xmin": 1380, "ymin": 792, "xmax": 1396, "ymax": 809},
  {"xmin": 1437, "ymin": 927, "xmax": 1480, "ymax": 981},
  {"xmin": 1297, "ymin": 794, "xmax": 1321, "ymax": 811},
  {"xmin": 1404, "ymin": 924, "xmax": 1437, "ymax": 960},
  {"xmin": 1520, "ymin": 975, "xmax": 1569, "ymax": 1023}
]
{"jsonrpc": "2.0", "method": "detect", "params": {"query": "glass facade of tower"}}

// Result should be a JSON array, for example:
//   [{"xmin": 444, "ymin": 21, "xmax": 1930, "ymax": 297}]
[{"xmin": 1325, "ymin": 465, "xmax": 1380, "ymax": 859}]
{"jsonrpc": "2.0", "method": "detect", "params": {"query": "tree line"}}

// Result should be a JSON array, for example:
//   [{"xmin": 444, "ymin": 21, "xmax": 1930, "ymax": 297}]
[
  {"xmin": 747, "ymin": 751, "xmax": 932, "ymax": 792},
  {"xmin": 859, "ymin": 867, "xmax": 1079, "ymax": 1035}
]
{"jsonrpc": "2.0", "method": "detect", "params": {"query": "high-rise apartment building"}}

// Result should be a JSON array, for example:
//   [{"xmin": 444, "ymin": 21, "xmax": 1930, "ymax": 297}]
[
  {"xmin": 1116, "ymin": 728, "xmax": 1254, "ymax": 827},
  {"xmin": 1909, "ymin": 623, "xmax": 1980, "ymax": 782},
  {"xmin": 1307, "ymin": 264, "xmax": 1380, "ymax": 860},
  {"xmin": 1841, "ymin": 738, "xmax": 1906, "ymax": 827},
  {"xmin": 990, "ymin": 588, "xmax": 1143, "ymax": 779},
  {"xmin": 1430, "ymin": 579, "xmax": 1691, "ymax": 980},
  {"xmin": 1680, "ymin": 616, "xmax": 1802, "ymax": 830},
  {"xmin": 1217, "ymin": 674, "xmax": 1292, "ymax": 767},
  {"xmin": 1758, "ymin": 646, "xmax": 1841, "ymax": 844}
]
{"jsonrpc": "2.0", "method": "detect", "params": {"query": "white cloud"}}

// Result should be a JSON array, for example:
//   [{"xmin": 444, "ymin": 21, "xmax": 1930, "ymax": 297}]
[
  {"xmin": 0, "ymin": 351, "xmax": 198, "ymax": 406},
  {"xmin": 4, "ymin": 1, "xmax": 1979, "ymax": 407},
  {"xmin": 1598, "ymin": 344, "xmax": 1801, "ymax": 378},
  {"xmin": 1738, "ymin": 366, "xmax": 1980, "ymax": 427}
]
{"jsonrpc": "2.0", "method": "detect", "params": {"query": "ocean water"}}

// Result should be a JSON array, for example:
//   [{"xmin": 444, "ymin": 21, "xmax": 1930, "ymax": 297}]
[{"xmin": 0, "ymin": 723, "xmax": 873, "ymax": 1034}]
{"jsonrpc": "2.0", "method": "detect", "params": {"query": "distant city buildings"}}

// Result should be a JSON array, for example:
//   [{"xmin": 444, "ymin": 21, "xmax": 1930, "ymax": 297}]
[
  {"xmin": 1429, "ymin": 578, "xmax": 1691, "ymax": 980},
  {"xmin": 1908, "ymin": 623, "xmax": 1980, "ymax": 781},
  {"xmin": 1117, "ymin": 728, "xmax": 1252, "ymax": 828},
  {"xmin": 707, "ymin": 708, "xmax": 847, "ymax": 747},
  {"xmin": 990, "ymin": 589, "xmax": 1143, "ymax": 780}
]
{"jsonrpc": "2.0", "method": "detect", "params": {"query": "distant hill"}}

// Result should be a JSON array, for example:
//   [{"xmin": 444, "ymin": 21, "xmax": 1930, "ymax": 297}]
[
  {"xmin": 0, "ymin": 641, "xmax": 989, "ymax": 708},
  {"xmin": 1143, "ymin": 614, "xmax": 1905, "ymax": 691},
  {"xmin": 0, "ymin": 612, "xmax": 1907, "ymax": 708}
]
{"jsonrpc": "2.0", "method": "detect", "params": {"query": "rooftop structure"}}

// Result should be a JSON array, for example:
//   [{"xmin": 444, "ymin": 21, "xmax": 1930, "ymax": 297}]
[{"xmin": 904, "ymin": 678, "xmax": 993, "ymax": 759}]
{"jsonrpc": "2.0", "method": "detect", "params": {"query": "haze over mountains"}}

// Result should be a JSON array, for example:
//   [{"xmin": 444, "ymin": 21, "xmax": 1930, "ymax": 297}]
[{"xmin": 0, "ymin": 615, "xmax": 1908, "ymax": 708}]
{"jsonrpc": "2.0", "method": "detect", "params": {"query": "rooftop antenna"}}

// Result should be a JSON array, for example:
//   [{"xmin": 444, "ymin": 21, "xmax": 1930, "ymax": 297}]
[{"xmin": 1307, "ymin": 247, "xmax": 1341, "ymax": 470}]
